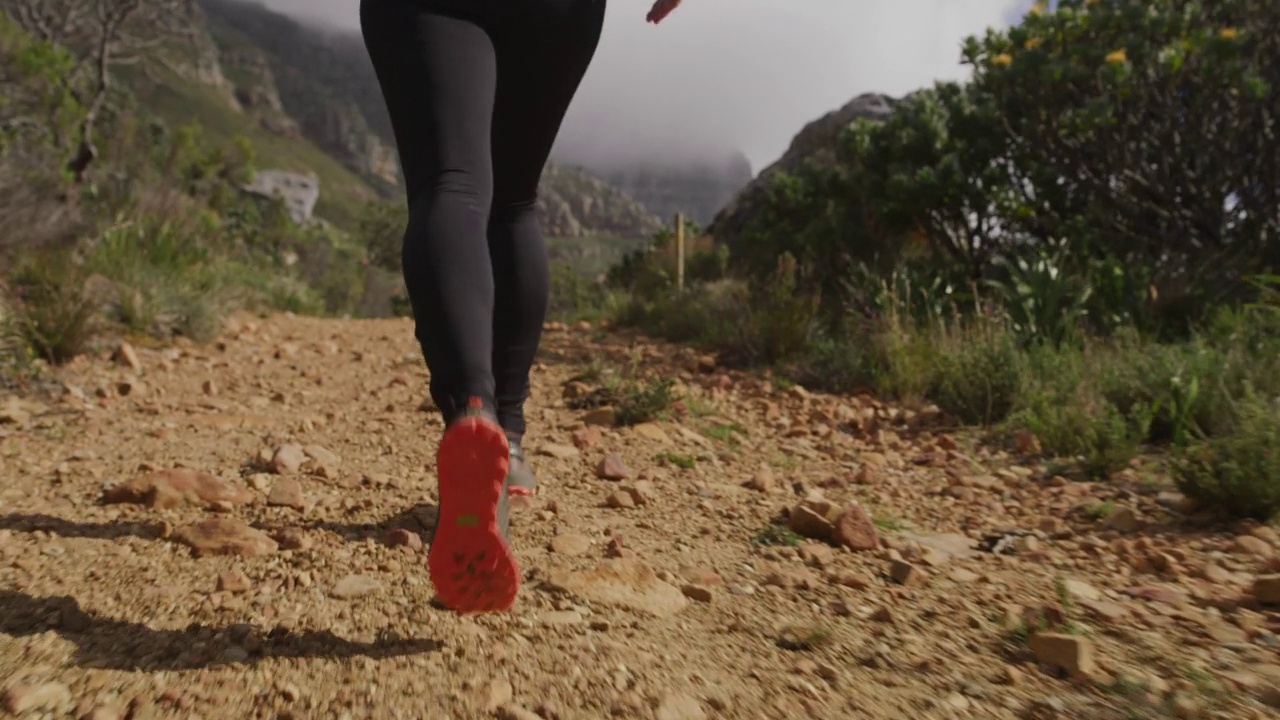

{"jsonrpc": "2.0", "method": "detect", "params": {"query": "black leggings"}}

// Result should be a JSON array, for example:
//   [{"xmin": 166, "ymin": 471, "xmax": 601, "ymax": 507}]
[{"xmin": 360, "ymin": 0, "xmax": 606, "ymax": 438}]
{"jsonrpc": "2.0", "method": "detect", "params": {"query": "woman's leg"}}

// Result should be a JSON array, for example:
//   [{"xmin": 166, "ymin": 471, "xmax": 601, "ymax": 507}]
[
  {"xmin": 360, "ymin": 0, "xmax": 499, "ymax": 426},
  {"xmin": 487, "ymin": 0, "xmax": 607, "ymax": 441},
  {"xmin": 362, "ymin": 0, "xmax": 520, "ymax": 614},
  {"xmin": 360, "ymin": 0, "xmax": 605, "ymax": 613}
]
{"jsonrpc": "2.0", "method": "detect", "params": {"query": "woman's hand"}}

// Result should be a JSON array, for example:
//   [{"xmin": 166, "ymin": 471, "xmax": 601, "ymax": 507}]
[{"xmin": 646, "ymin": 0, "xmax": 682, "ymax": 24}]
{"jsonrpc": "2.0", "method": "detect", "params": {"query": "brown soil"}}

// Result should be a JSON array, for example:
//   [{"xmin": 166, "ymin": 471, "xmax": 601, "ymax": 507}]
[{"xmin": 1, "ymin": 314, "xmax": 1276, "ymax": 719}]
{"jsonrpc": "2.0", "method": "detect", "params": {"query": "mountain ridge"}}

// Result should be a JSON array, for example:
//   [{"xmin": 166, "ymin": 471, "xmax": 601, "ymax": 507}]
[
  {"xmin": 708, "ymin": 93, "xmax": 899, "ymax": 246},
  {"xmin": 194, "ymin": 0, "xmax": 744, "ymax": 234},
  {"xmin": 53, "ymin": 0, "xmax": 663, "ymax": 239}
]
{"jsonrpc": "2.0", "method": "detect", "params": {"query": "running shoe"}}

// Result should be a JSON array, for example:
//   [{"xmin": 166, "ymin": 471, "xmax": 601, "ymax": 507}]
[{"xmin": 428, "ymin": 400, "xmax": 519, "ymax": 613}]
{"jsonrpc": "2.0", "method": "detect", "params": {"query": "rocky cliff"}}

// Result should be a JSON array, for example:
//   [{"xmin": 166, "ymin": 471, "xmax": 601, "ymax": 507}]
[
  {"xmin": 268, "ymin": 63, "xmax": 400, "ymax": 187},
  {"xmin": 214, "ymin": 42, "xmax": 302, "ymax": 139},
  {"xmin": 194, "ymin": 0, "xmax": 662, "ymax": 238},
  {"xmin": 708, "ymin": 93, "xmax": 898, "ymax": 246},
  {"xmin": 197, "ymin": 0, "xmax": 400, "ymax": 187},
  {"xmin": 537, "ymin": 163, "xmax": 664, "ymax": 239},
  {"xmin": 586, "ymin": 152, "xmax": 754, "ymax": 227}
]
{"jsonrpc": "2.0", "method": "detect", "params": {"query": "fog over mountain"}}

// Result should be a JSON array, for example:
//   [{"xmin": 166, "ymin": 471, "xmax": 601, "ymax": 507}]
[{"xmin": 258, "ymin": 0, "xmax": 1030, "ymax": 171}]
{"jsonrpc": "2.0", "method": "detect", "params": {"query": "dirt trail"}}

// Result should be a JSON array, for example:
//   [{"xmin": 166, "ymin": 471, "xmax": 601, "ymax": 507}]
[{"xmin": 0, "ymin": 314, "xmax": 1276, "ymax": 719}]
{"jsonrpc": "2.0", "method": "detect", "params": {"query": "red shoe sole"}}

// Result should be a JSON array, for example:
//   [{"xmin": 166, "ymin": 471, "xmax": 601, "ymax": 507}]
[{"xmin": 428, "ymin": 416, "xmax": 519, "ymax": 613}]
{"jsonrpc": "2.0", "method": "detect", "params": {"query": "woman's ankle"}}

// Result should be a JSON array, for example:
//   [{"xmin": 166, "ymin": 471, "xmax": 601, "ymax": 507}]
[{"xmin": 442, "ymin": 395, "xmax": 498, "ymax": 427}]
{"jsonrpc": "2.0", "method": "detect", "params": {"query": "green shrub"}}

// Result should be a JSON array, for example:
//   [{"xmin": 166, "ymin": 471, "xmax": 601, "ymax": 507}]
[
  {"xmin": 8, "ymin": 249, "xmax": 97, "ymax": 363},
  {"xmin": 1089, "ymin": 323, "xmax": 1280, "ymax": 446},
  {"xmin": 930, "ymin": 325, "xmax": 1024, "ymax": 425},
  {"xmin": 611, "ymin": 279, "xmax": 758, "ymax": 363},
  {"xmin": 355, "ymin": 200, "xmax": 406, "ymax": 273},
  {"xmin": 1094, "ymin": 337, "xmax": 1199, "ymax": 445},
  {"xmin": 390, "ymin": 294, "xmax": 413, "ymax": 318},
  {"xmin": 685, "ymin": 245, "xmax": 730, "ymax": 285},
  {"xmin": 1174, "ymin": 391, "xmax": 1280, "ymax": 520},
  {"xmin": 1077, "ymin": 402, "xmax": 1153, "ymax": 478},
  {"xmin": 862, "ymin": 324, "xmax": 936, "ymax": 404},
  {"xmin": 984, "ymin": 242, "xmax": 1090, "ymax": 348},
  {"xmin": 548, "ymin": 262, "xmax": 609, "ymax": 322},
  {"xmin": 965, "ymin": 0, "xmax": 1279, "ymax": 326},
  {"xmin": 615, "ymin": 377, "xmax": 677, "ymax": 427},
  {"xmin": 743, "ymin": 254, "xmax": 820, "ymax": 364},
  {"xmin": 711, "ymin": 0, "xmax": 1279, "ymax": 351},
  {"xmin": 1010, "ymin": 396, "xmax": 1149, "ymax": 479},
  {"xmin": 232, "ymin": 266, "xmax": 322, "ymax": 316},
  {"xmin": 1007, "ymin": 345, "xmax": 1151, "ymax": 477},
  {"xmin": 634, "ymin": 292, "xmax": 720, "ymax": 345},
  {"xmin": 88, "ymin": 219, "xmax": 231, "ymax": 341},
  {"xmin": 788, "ymin": 336, "xmax": 879, "ymax": 395}
]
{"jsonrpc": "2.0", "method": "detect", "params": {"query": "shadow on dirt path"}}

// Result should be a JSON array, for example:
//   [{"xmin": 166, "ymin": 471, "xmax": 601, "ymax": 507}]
[
  {"xmin": 0, "ymin": 590, "xmax": 442, "ymax": 672},
  {"xmin": 0, "ymin": 513, "xmax": 159, "ymax": 542}
]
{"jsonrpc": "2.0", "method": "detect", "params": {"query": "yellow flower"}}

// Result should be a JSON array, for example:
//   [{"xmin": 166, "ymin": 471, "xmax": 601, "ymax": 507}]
[
  {"xmin": 1105, "ymin": 49, "xmax": 1127, "ymax": 64},
  {"xmin": 1220, "ymin": 28, "xmax": 1238, "ymax": 40},
  {"xmin": 1025, "ymin": 37, "xmax": 1043, "ymax": 50},
  {"xmin": 992, "ymin": 53, "xmax": 1014, "ymax": 66}
]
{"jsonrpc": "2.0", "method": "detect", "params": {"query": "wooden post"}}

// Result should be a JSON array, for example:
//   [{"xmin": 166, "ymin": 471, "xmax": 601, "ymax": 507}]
[{"xmin": 674, "ymin": 212, "xmax": 685, "ymax": 292}]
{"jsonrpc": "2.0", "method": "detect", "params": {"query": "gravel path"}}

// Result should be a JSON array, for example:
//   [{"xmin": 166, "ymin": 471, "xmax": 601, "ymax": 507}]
[{"xmin": 0, "ymin": 314, "xmax": 1275, "ymax": 719}]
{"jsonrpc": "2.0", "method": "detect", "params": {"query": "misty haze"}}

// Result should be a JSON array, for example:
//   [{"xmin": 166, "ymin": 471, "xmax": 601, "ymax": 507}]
[{"xmin": 259, "ymin": 0, "xmax": 1028, "ymax": 172}]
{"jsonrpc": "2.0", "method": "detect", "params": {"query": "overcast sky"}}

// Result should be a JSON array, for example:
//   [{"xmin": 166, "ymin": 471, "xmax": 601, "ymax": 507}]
[{"xmin": 261, "ymin": 0, "xmax": 1030, "ymax": 171}]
